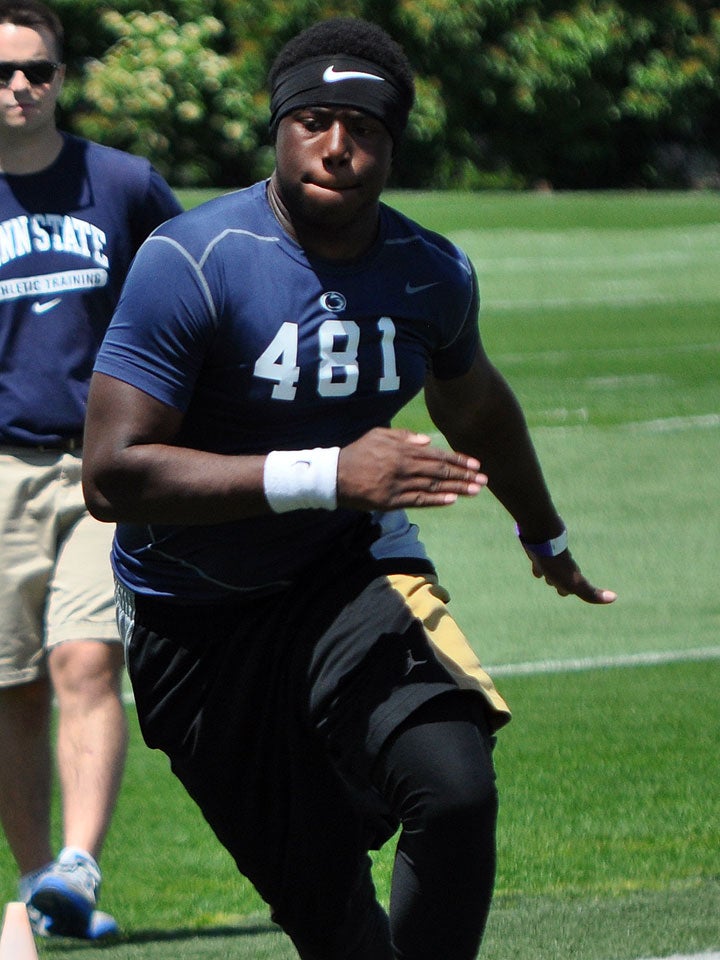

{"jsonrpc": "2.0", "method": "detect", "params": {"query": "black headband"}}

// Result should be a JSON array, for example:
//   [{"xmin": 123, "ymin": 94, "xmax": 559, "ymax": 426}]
[{"xmin": 269, "ymin": 54, "xmax": 410, "ymax": 143}]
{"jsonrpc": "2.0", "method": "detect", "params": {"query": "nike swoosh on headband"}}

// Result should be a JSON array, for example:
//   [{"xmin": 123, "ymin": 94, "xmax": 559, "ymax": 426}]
[{"xmin": 323, "ymin": 65, "xmax": 385, "ymax": 84}]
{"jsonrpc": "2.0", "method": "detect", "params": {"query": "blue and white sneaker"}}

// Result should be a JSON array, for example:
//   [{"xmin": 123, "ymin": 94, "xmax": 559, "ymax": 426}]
[
  {"xmin": 20, "ymin": 864, "xmax": 118, "ymax": 939},
  {"xmin": 26, "ymin": 902, "xmax": 54, "ymax": 938},
  {"xmin": 84, "ymin": 909, "xmax": 120, "ymax": 940},
  {"xmin": 24, "ymin": 902, "xmax": 119, "ymax": 940},
  {"xmin": 19, "ymin": 865, "xmax": 53, "ymax": 937},
  {"xmin": 26, "ymin": 848, "xmax": 118, "ymax": 939}
]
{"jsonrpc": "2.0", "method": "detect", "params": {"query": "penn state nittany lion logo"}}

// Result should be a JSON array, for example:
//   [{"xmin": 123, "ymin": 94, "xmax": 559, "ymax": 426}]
[{"xmin": 320, "ymin": 291, "xmax": 346, "ymax": 312}]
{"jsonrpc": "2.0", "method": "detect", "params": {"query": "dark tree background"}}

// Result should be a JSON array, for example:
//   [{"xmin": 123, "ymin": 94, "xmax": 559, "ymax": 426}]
[{"xmin": 52, "ymin": 0, "xmax": 720, "ymax": 189}]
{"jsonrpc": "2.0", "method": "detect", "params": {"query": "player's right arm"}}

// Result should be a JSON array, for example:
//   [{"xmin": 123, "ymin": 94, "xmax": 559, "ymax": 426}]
[
  {"xmin": 82, "ymin": 373, "xmax": 483, "ymax": 524},
  {"xmin": 82, "ymin": 373, "xmax": 268, "ymax": 524}
]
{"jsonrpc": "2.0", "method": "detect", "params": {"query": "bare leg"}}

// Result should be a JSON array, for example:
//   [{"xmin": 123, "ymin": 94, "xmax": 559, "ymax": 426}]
[
  {"xmin": 0, "ymin": 679, "xmax": 54, "ymax": 874},
  {"xmin": 48, "ymin": 640, "xmax": 128, "ymax": 860}
]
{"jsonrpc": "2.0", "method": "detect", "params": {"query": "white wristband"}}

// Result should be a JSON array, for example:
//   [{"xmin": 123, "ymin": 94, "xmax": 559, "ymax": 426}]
[{"xmin": 263, "ymin": 447, "xmax": 340, "ymax": 513}]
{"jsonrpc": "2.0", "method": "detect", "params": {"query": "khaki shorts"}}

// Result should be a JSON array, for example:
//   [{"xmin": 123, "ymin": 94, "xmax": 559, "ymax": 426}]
[{"xmin": 0, "ymin": 448, "xmax": 119, "ymax": 687}]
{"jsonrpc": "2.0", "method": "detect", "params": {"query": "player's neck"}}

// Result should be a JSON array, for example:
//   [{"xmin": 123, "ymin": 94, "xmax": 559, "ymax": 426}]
[
  {"xmin": 0, "ymin": 125, "xmax": 63, "ymax": 175},
  {"xmin": 292, "ymin": 215, "xmax": 379, "ymax": 262},
  {"xmin": 266, "ymin": 176, "xmax": 380, "ymax": 262}
]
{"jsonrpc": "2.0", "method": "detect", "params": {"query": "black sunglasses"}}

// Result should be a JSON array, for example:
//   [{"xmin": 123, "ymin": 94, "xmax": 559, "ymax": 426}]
[{"xmin": 0, "ymin": 60, "xmax": 59, "ymax": 85}]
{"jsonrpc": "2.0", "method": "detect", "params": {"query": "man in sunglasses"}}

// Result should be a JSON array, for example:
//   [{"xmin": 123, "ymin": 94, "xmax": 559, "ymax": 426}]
[{"xmin": 0, "ymin": 0, "xmax": 182, "ymax": 941}]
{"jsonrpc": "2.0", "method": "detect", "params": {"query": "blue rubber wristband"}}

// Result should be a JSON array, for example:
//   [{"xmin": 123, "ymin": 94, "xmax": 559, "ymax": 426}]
[{"xmin": 515, "ymin": 524, "xmax": 568, "ymax": 557}]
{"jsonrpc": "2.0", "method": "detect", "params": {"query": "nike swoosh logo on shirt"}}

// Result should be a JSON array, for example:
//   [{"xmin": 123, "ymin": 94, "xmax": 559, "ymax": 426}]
[
  {"xmin": 405, "ymin": 281, "xmax": 441, "ymax": 295},
  {"xmin": 323, "ymin": 65, "xmax": 385, "ymax": 84},
  {"xmin": 31, "ymin": 298, "xmax": 62, "ymax": 314}
]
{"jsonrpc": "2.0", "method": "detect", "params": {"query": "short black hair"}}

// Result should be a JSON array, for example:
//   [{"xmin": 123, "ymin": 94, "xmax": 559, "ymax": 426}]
[
  {"xmin": 269, "ymin": 17, "xmax": 414, "ymax": 116},
  {"xmin": 0, "ymin": 0, "xmax": 64, "ymax": 60}
]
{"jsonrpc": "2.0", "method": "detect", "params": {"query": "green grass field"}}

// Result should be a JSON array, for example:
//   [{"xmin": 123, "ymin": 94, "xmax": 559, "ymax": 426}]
[{"xmin": 2, "ymin": 190, "xmax": 718, "ymax": 959}]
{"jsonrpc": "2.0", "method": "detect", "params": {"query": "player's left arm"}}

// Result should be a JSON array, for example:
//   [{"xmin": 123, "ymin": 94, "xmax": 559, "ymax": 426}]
[{"xmin": 424, "ymin": 346, "xmax": 616, "ymax": 605}]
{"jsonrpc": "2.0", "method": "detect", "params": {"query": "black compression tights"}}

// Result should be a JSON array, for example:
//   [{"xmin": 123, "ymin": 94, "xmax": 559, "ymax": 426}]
[{"xmin": 372, "ymin": 694, "xmax": 499, "ymax": 960}]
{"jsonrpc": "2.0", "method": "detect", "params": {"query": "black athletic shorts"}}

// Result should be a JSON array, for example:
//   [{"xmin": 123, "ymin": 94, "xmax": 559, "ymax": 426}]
[{"xmin": 121, "ymin": 550, "xmax": 510, "ymax": 931}]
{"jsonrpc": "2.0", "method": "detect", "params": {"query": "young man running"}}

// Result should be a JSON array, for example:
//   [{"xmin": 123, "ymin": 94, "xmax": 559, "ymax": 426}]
[{"xmin": 83, "ymin": 18, "xmax": 615, "ymax": 959}]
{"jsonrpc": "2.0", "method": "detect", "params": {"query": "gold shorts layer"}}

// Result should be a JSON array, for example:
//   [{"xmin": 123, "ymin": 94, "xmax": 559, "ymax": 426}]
[{"xmin": 388, "ymin": 573, "xmax": 511, "ymax": 730}]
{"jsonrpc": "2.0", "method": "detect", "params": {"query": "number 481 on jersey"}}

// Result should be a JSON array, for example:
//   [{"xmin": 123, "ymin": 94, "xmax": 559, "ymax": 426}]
[{"xmin": 254, "ymin": 318, "xmax": 400, "ymax": 400}]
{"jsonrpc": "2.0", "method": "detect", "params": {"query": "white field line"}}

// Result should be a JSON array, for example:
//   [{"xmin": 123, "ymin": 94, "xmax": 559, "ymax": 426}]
[
  {"xmin": 486, "ymin": 290, "xmax": 720, "ymax": 311},
  {"xmin": 621, "ymin": 413, "xmax": 720, "ymax": 433},
  {"xmin": 426, "ymin": 412, "xmax": 720, "ymax": 445},
  {"xmin": 465, "ymin": 227, "xmax": 720, "ymax": 311},
  {"xmin": 496, "ymin": 341, "xmax": 720, "ymax": 366},
  {"xmin": 486, "ymin": 646, "xmax": 720, "ymax": 678},
  {"xmin": 121, "ymin": 646, "xmax": 720, "ymax": 704},
  {"xmin": 523, "ymin": 413, "xmax": 720, "ymax": 435},
  {"xmin": 636, "ymin": 955, "xmax": 720, "ymax": 960},
  {"xmin": 475, "ymin": 248, "xmax": 720, "ymax": 273}
]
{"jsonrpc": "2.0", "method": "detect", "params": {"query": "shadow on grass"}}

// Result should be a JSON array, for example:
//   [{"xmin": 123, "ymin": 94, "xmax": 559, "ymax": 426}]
[
  {"xmin": 121, "ymin": 922, "xmax": 277, "ymax": 944},
  {"xmin": 39, "ymin": 921, "xmax": 285, "ymax": 956}
]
